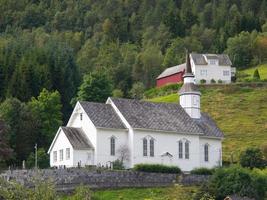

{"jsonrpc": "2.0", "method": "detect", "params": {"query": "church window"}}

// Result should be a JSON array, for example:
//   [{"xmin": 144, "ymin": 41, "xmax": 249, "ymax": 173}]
[
  {"xmin": 80, "ymin": 113, "xmax": 83, "ymax": 121},
  {"xmin": 60, "ymin": 149, "xmax": 63, "ymax": 161},
  {"xmin": 185, "ymin": 141, "xmax": 190, "ymax": 159},
  {"xmin": 178, "ymin": 141, "xmax": 183, "ymax": 159},
  {"xmin": 204, "ymin": 144, "xmax": 209, "ymax": 162},
  {"xmin": 110, "ymin": 137, "xmax": 115, "ymax": 156},
  {"xmin": 66, "ymin": 148, "xmax": 70, "ymax": 160},
  {"xmin": 143, "ymin": 138, "xmax": 147, "ymax": 156},
  {"xmin": 150, "ymin": 139, "xmax": 154, "ymax": 157},
  {"xmin": 53, "ymin": 151, "xmax": 57, "ymax": 162}
]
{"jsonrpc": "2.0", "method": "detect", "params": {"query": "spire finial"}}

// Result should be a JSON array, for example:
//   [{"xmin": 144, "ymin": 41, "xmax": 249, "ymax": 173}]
[{"xmin": 185, "ymin": 50, "xmax": 192, "ymax": 74}]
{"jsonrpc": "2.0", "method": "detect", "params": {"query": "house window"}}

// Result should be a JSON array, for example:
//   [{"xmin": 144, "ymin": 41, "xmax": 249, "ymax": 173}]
[
  {"xmin": 53, "ymin": 151, "xmax": 57, "ymax": 162},
  {"xmin": 143, "ymin": 138, "xmax": 148, "ymax": 156},
  {"xmin": 178, "ymin": 141, "xmax": 183, "ymax": 159},
  {"xmin": 223, "ymin": 70, "xmax": 230, "ymax": 76},
  {"xmin": 200, "ymin": 69, "xmax": 207, "ymax": 76},
  {"xmin": 204, "ymin": 144, "xmax": 209, "ymax": 162},
  {"xmin": 150, "ymin": 139, "xmax": 154, "ymax": 157},
  {"xmin": 110, "ymin": 137, "xmax": 115, "ymax": 156},
  {"xmin": 209, "ymin": 60, "xmax": 216, "ymax": 65},
  {"xmin": 66, "ymin": 148, "xmax": 70, "ymax": 160},
  {"xmin": 59, "ymin": 149, "xmax": 63, "ymax": 161},
  {"xmin": 80, "ymin": 113, "xmax": 83, "ymax": 121},
  {"xmin": 185, "ymin": 141, "xmax": 189, "ymax": 159}
]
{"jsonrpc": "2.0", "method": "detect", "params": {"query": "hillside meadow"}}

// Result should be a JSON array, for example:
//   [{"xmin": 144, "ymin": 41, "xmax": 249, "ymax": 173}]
[
  {"xmin": 147, "ymin": 84, "xmax": 267, "ymax": 162},
  {"xmin": 240, "ymin": 64, "xmax": 267, "ymax": 80}
]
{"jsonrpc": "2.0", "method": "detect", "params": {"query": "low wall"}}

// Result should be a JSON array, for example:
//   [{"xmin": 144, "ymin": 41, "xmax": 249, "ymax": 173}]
[
  {"xmin": 0, "ymin": 169, "xmax": 210, "ymax": 192},
  {"xmin": 0, "ymin": 169, "xmax": 178, "ymax": 192}
]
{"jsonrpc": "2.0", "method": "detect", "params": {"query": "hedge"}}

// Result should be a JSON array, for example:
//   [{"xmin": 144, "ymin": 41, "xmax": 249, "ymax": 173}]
[
  {"xmin": 190, "ymin": 167, "xmax": 215, "ymax": 175},
  {"xmin": 133, "ymin": 164, "xmax": 181, "ymax": 174}
]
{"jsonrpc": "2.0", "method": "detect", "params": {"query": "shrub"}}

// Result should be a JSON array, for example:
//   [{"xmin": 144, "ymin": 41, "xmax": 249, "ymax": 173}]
[
  {"xmin": 217, "ymin": 79, "xmax": 223, "ymax": 84},
  {"xmin": 134, "ymin": 164, "xmax": 181, "ymax": 174},
  {"xmin": 112, "ymin": 159, "xmax": 124, "ymax": 170},
  {"xmin": 210, "ymin": 79, "xmax": 216, "ymax": 84},
  {"xmin": 253, "ymin": 69, "xmax": 261, "ymax": 80},
  {"xmin": 239, "ymin": 147, "xmax": 266, "ymax": 169},
  {"xmin": 200, "ymin": 79, "xmax": 206, "ymax": 84},
  {"xmin": 26, "ymin": 148, "xmax": 49, "ymax": 169},
  {"xmin": 191, "ymin": 168, "xmax": 215, "ymax": 175},
  {"xmin": 130, "ymin": 82, "xmax": 145, "ymax": 99},
  {"xmin": 207, "ymin": 166, "xmax": 267, "ymax": 200},
  {"xmin": 70, "ymin": 185, "xmax": 92, "ymax": 200},
  {"xmin": 112, "ymin": 89, "xmax": 124, "ymax": 98}
]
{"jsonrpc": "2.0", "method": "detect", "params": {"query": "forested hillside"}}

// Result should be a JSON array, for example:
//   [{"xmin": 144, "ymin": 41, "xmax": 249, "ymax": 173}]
[{"xmin": 1, "ymin": 0, "xmax": 267, "ymax": 166}]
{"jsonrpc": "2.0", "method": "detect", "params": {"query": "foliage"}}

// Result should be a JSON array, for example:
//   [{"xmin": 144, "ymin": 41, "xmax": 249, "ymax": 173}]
[
  {"xmin": 69, "ymin": 185, "xmax": 92, "ymax": 200},
  {"xmin": 239, "ymin": 147, "xmax": 266, "ymax": 169},
  {"xmin": 262, "ymin": 143, "xmax": 267, "ymax": 159},
  {"xmin": 144, "ymin": 83, "xmax": 182, "ymax": 99},
  {"xmin": 253, "ymin": 69, "xmax": 261, "ymax": 80},
  {"xmin": 129, "ymin": 82, "xmax": 145, "ymax": 100},
  {"xmin": 73, "ymin": 70, "xmax": 113, "ymax": 104},
  {"xmin": 191, "ymin": 168, "xmax": 215, "ymax": 175},
  {"xmin": 217, "ymin": 79, "xmax": 223, "ymax": 84},
  {"xmin": 148, "ymin": 84, "xmax": 267, "ymax": 162},
  {"xmin": 134, "ymin": 164, "xmax": 181, "ymax": 174},
  {"xmin": 112, "ymin": 159, "xmax": 124, "ymax": 170},
  {"xmin": 26, "ymin": 148, "xmax": 49, "ymax": 169},
  {"xmin": 0, "ymin": 119, "xmax": 13, "ymax": 163},
  {"xmin": 200, "ymin": 79, "xmax": 206, "ymax": 84},
  {"xmin": 112, "ymin": 89, "xmax": 124, "ymax": 98},
  {"xmin": 210, "ymin": 79, "xmax": 216, "ymax": 84},
  {"xmin": 206, "ymin": 166, "xmax": 267, "ymax": 200}
]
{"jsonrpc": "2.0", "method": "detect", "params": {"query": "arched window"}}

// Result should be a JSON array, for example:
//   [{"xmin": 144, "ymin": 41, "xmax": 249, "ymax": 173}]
[
  {"xmin": 110, "ymin": 137, "xmax": 115, "ymax": 156},
  {"xmin": 143, "ymin": 138, "xmax": 147, "ymax": 156},
  {"xmin": 204, "ymin": 144, "xmax": 209, "ymax": 162},
  {"xmin": 150, "ymin": 139, "xmax": 154, "ymax": 157},
  {"xmin": 178, "ymin": 141, "xmax": 183, "ymax": 159},
  {"xmin": 185, "ymin": 141, "xmax": 189, "ymax": 159}
]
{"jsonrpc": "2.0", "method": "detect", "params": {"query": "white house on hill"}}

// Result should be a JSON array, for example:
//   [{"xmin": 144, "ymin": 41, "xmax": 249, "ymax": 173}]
[
  {"xmin": 48, "ymin": 53, "xmax": 224, "ymax": 172},
  {"xmin": 157, "ymin": 53, "xmax": 236, "ymax": 86}
]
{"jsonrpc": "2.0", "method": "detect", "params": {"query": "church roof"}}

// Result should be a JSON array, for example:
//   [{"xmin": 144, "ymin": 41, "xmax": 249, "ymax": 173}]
[
  {"xmin": 79, "ymin": 101, "xmax": 126, "ymax": 129},
  {"xmin": 61, "ymin": 127, "xmax": 93, "ymax": 150},
  {"xmin": 110, "ymin": 98, "xmax": 223, "ymax": 138},
  {"xmin": 178, "ymin": 83, "xmax": 200, "ymax": 94},
  {"xmin": 156, "ymin": 63, "xmax": 186, "ymax": 79}
]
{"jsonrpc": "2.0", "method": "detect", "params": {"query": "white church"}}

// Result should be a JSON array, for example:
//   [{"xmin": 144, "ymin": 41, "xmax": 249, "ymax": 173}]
[{"xmin": 48, "ymin": 53, "xmax": 224, "ymax": 172}]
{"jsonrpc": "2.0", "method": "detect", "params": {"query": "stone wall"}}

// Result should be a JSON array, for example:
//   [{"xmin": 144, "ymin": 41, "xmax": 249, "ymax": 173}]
[
  {"xmin": 1, "ymin": 169, "xmax": 178, "ymax": 192},
  {"xmin": 0, "ymin": 169, "xmax": 209, "ymax": 192}
]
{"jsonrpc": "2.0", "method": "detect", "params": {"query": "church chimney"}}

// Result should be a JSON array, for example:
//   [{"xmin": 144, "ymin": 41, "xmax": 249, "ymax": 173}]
[{"xmin": 178, "ymin": 51, "xmax": 201, "ymax": 119}]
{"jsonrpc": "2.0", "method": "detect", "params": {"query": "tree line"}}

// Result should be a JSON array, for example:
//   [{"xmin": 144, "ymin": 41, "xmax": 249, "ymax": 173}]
[{"xmin": 1, "ymin": 0, "xmax": 267, "ymax": 166}]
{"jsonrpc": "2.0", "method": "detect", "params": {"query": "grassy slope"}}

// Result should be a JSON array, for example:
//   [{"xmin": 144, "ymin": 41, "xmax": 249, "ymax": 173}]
[
  {"xmin": 241, "ymin": 64, "xmax": 267, "ymax": 80},
  {"xmin": 148, "ymin": 85, "xmax": 267, "ymax": 162},
  {"xmin": 93, "ymin": 186, "xmax": 197, "ymax": 200}
]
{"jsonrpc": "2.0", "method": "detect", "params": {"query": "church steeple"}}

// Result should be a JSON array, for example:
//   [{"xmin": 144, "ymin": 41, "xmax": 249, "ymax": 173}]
[{"xmin": 179, "ymin": 51, "xmax": 201, "ymax": 119}]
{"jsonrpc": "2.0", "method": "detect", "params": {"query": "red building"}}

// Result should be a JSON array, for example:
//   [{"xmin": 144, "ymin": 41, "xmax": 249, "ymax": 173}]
[{"xmin": 156, "ymin": 63, "xmax": 186, "ymax": 87}]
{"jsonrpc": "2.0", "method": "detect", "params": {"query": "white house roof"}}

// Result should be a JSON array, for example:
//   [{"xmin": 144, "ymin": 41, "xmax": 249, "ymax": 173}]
[
  {"xmin": 157, "ymin": 63, "xmax": 186, "ymax": 79},
  {"xmin": 191, "ymin": 53, "xmax": 232, "ymax": 66},
  {"xmin": 79, "ymin": 101, "xmax": 126, "ymax": 129}
]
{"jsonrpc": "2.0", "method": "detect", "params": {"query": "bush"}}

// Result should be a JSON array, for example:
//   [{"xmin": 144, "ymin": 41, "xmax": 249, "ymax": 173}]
[
  {"xmin": 130, "ymin": 82, "xmax": 145, "ymax": 99},
  {"xmin": 70, "ymin": 185, "xmax": 92, "ymax": 200},
  {"xmin": 134, "ymin": 164, "xmax": 181, "ymax": 174},
  {"xmin": 210, "ymin": 79, "xmax": 216, "ymax": 84},
  {"xmin": 217, "ymin": 79, "xmax": 223, "ymax": 84},
  {"xmin": 200, "ymin": 79, "xmax": 206, "ymax": 84},
  {"xmin": 239, "ymin": 147, "xmax": 266, "ymax": 169},
  {"xmin": 191, "ymin": 168, "xmax": 215, "ymax": 175},
  {"xmin": 253, "ymin": 69, "xmax": 261, "ymax": 80},
  {"xmin": 206, "ymin": 166, "xmax": 267, "ymax": 200},
  {"xmin": 26, "ymin": 148, "xmax": 49, "ymax": 169},
  {"xmin": 112, "ymin": 89, "xmax": 124, "ymax": 98},
  {"xmin": 112, "ymin": 159, "xmax": 124, "ymax": 170}
]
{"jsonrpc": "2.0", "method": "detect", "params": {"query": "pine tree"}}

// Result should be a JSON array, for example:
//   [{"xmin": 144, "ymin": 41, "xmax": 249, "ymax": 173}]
[{"xmin": 253, "ymin": 69, "xmax": 261, "ymax": 80}]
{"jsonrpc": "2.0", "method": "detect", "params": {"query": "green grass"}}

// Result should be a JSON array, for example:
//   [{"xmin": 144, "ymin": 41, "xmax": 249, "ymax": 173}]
[
  {"xmin": 148, "ymin": 84, "xmax": 267, "ymax": 162},
  {"xmin": 241, "ymin": 64, "xmax": 267, "ymax": 80},
  {"xmin": 61, "ymin": 185, "xmax": 198, "ymax": 200}
]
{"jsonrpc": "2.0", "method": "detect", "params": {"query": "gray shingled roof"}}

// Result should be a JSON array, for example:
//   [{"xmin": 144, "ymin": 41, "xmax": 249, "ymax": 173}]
[
  {"xmin": 61, "ymin": 127, "xmax": 93, "ymax": 149},
  {"xmin": 79, "ymin": 101, "xmax": 126, "ymax": 129},
  {"xmin": 110, "ymin": 98, "xmax": 223, "ymax": 138},
  {"xmin": 194, "ymin": 113, "xmax": 224, "ymax": 138},
  {"xmin": 157, "ymin": 63, "xmax": 186, "ymax": 79},
  {"xmin": 191, "ymin": 53, "xmax": 232, "ymax": 66}
]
